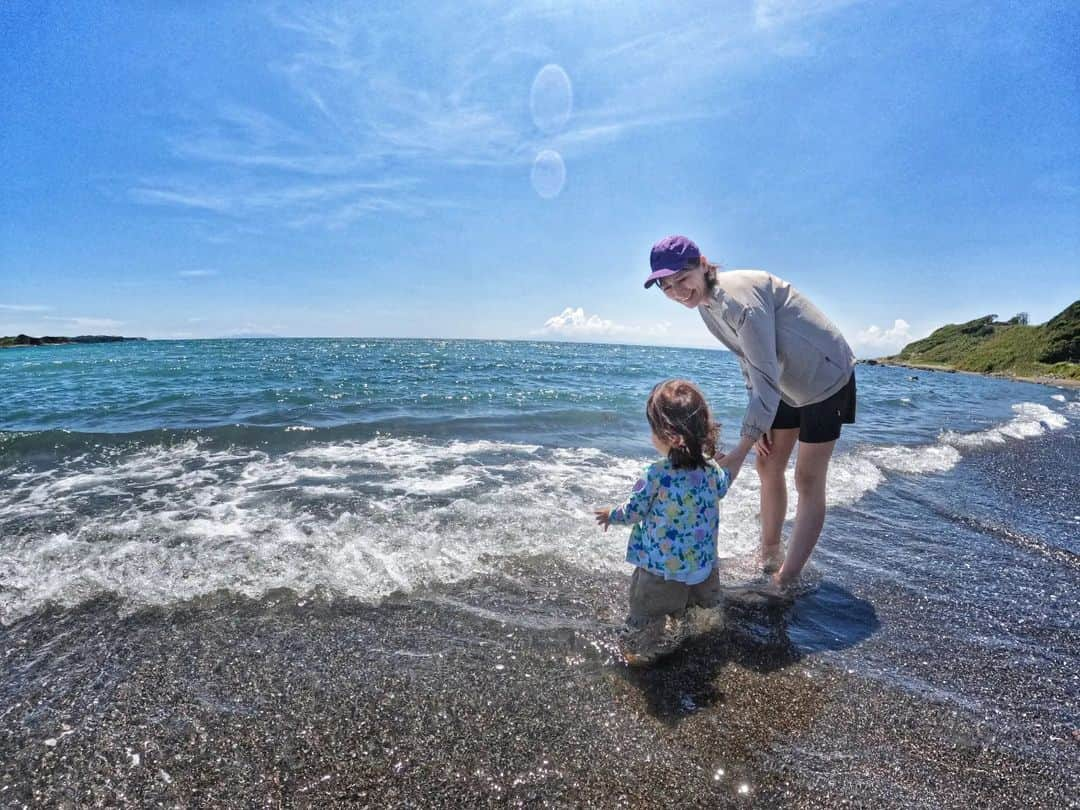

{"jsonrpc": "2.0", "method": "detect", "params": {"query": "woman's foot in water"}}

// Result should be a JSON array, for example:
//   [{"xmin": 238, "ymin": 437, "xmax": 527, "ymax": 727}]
[
  {"xmin": 725, "ymin": 575, "xmax": 795, "ymax": 607},
  {"xmin": 759, "ymin": 543, "xmax": 785, "ymax": 575}
]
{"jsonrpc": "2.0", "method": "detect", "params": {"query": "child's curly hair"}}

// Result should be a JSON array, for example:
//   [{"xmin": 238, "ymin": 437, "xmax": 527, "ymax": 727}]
[{"xmin": 646, "ymin": 379, "xmax": 720, "ymax": 469}]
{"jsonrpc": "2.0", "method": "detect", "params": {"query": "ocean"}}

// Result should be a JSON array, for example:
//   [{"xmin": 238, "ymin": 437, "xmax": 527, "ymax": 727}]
[{"xmin": 2, "ymin": 338, "xmax": 1077, "ymax": 807}]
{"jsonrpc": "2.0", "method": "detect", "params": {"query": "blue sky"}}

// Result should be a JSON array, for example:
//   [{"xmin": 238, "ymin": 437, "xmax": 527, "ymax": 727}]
[{"xmin": 2, "ymin": 0, "xmax": 1078, "ymax": 354}]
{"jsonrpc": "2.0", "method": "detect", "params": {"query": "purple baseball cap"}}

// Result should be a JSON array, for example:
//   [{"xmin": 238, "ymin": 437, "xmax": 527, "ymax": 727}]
[{"xmin": 644, "ymin": 235, "xmax": 700, "ymax": 289}]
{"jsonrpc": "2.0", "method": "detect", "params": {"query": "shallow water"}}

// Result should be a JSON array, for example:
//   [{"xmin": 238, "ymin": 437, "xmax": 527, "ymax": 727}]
[
  {"xmin": 2, "ymin": 339, "xmax": 1074, "ymax": 624},
  {"xmin": 1, "ymin": 339, "xmax": 1077, "ymax": 805}
]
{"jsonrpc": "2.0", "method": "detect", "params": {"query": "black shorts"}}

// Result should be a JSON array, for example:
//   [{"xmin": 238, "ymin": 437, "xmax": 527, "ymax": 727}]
[{"xmin": 771, "ymin": 372, "xmax": 856, "ymax": 444}]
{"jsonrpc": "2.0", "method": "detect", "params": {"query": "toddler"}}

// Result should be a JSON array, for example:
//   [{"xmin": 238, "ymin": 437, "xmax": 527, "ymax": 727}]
[{"xmin": 595, "ymin": 379, "xmax": 741, "ymax": 663}]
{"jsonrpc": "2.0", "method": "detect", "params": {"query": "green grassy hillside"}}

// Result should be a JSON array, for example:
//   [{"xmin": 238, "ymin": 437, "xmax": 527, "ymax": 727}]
[{"xmin": 887, "ymin": 301, "xmax": 1080, "ymax": 381}]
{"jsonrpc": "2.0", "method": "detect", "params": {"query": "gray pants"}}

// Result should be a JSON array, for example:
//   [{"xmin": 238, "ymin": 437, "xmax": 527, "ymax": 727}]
[{"xmin": 627, "ymin": 566, "xmax": 723, "ymax": 625}]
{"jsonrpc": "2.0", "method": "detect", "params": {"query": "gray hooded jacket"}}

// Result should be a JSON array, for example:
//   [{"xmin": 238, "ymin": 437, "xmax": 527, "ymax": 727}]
[{"xmin": 698, "ymin": 270, "xmax": 855, "ymax": 441}]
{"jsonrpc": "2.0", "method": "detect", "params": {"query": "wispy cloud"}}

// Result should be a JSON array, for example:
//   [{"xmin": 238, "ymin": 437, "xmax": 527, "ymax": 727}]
[
  {"xmin": 165, "ymin": 105, "xmax": 363, "ymax": 175},
  {"xmin": 263, "ymin": 6, "xmax": 542, "ymax": 169},
  {"xmin": 129, "ymin": 187, "xmax": 232, "ymax": 214},
  {"xmin": 130, "ymin": 174, "xmax": 428, "ymax": 228},
  {"xmin": 538, "ymin": 306, "xmax": 671, "ymax": 341},
  {"xmin": 126, "ymin": 6, "xmax": 541, "ymax": 231},
  {"xmin": 131, "ymin": 1, "xmax": 862, "ymax": 230},
  {"xmin": 0, "ymin": 304, "xmax": 53, "ymax": 312},
  {"xmin": 754, "ymin": 0, "xmax": 865, "ymax": 29},
  {"xmin": 178, "ymin": 269, "xmax": 219, "ymax": 278}
]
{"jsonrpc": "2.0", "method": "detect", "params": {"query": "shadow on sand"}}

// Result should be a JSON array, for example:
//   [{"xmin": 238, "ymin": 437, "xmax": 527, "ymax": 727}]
[{"xmin": 616, "ymin": 581, "xmax": 880, "ymax": 726}]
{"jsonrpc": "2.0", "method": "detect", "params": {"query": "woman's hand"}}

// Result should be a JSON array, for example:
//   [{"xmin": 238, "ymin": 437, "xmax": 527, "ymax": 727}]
[
  {"xmin": 755, "ymin": 429, "xmax": 774, "ymax": 457},
  {"xmin": 594, "ymin": 508, "xmax": 612, "ymax": 531}
]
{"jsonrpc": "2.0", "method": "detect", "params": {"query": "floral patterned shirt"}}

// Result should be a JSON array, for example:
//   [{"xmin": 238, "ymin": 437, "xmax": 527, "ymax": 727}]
[{"xmin": 609, "ymin": 458, "xmax": 732, "ymax": 583}]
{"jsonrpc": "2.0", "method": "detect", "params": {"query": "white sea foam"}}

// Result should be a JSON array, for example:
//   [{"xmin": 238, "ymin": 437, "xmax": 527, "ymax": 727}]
[
  {"xmin": 0, "ymin": 437, "xmax": 642, "ymax": 623},
  {"xmin": 942, "ymin": 402, "xmax": 1069, "ymax": 448},
  {"xmin": 858, "ymin": 444, "xmax": 962, "ymax": 475},
  {"xmin": 1050, "ymin": 394, "xmax": 1066, "ymax": 403},
  {"xmin": 0, "ymin": 399, "xmax": 1071, "ymax": 623}
]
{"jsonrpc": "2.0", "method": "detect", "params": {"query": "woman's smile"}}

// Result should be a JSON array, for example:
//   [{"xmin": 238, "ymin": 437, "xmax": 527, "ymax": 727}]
[
  {"xmin": 662, "ymin": 278, "xmax": 703, "ymax": 308},
  {"xmin": 675, "ymin": 288, "xmax": 697, "ymax": 306},
  {"xmin": 659, "ymin": 267, "xmax": 708, "ymax": 308}
]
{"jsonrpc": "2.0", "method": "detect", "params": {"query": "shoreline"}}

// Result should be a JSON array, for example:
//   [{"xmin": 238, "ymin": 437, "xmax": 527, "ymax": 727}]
[{"xmin": 865, "ymin": 358, "xmax": 1080, "ymax": 389}]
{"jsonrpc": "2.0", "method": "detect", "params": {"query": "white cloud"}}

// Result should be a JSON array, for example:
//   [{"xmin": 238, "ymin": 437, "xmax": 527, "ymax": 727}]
[
  {"xmin": 539, "ymin": 307, "xmax": 670, "ymax": 341},
  {"xmin": 853, "ymin": 318, "xmax": 913, "ymax": 356},
  {"xmin": 0, "ymin": 304, "xmax": 53, "ymax": 312},
  {"xmin": 178, "ymin": 269, "xmax": 219, "ymax": 278}
]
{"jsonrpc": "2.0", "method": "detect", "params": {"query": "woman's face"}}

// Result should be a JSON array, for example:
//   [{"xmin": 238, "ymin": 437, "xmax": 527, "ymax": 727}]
[{"xmin": 657, "ymin": 263, "xmax": 709, "ymax": 309}]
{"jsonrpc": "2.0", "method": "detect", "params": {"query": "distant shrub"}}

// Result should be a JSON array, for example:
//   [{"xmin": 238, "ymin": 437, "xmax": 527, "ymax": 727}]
[{"xmin": 959, "ymin": 315, "xmax": 997, "ymax": 338}]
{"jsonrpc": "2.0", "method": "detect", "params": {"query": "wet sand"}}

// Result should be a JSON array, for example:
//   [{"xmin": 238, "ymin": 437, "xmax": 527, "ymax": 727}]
[{"xmin": 2, "ymin": 562, "xmax": 1075, "ymax": 809}]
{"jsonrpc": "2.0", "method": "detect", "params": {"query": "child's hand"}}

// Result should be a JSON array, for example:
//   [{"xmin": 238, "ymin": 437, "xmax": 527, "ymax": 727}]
[
  {"xmin": 594, "ymin": 508, "xmax": 612, "ymax": 531},
  {"xmin": 717, "ymin": 436, "xmax": 754, "ymax": 483}
]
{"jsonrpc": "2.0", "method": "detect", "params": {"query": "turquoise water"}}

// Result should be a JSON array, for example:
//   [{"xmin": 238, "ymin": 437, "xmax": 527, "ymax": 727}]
[
  {"xmin": 1, "ymin": 337, "xmax": 1076, "ymax": 625},
  {"xmin": 1, "ymin": 337, "xmax": 1067, "ymax": 443}
]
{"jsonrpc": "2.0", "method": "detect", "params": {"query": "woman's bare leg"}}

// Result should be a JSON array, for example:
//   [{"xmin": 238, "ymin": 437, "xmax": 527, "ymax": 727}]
[
  {"xmin": 755, "ymin": 428, "xmax": 799, "ymax": 568},
  {"xmin": 776, "ymin": 439, "xmax": 837, "ymax": 585}
]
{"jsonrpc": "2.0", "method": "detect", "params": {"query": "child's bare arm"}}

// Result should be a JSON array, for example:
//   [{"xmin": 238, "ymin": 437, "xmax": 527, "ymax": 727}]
[
  {"xmin": 715, "ymin": 435, "xmax": 754, "ymax": 484},
  {"xmin": 598, "ymin": 466, "xmax": 657, "ymax": 530}
]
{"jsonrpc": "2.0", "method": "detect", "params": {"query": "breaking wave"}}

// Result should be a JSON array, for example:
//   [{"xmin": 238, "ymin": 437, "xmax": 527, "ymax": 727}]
[{"xmin": 0, "ymin": 401, "xmax": 1071, "ymax": 624}]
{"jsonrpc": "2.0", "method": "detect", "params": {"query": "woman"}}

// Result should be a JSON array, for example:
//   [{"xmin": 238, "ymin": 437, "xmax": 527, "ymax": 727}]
[{"xmin": 644, "ymin": 235, "xmax": 856, "ymax": 590}]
